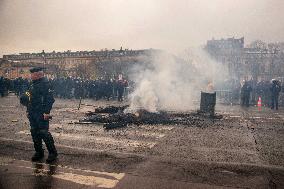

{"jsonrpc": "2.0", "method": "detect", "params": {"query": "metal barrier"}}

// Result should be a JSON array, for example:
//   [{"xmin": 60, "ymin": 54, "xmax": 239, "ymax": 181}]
[{"xmin": 215, "ymin": 90, "xmax": 234, "ymax": 104}]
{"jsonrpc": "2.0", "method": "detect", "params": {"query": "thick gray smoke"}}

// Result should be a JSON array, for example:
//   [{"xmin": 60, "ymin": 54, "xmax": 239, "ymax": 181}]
[{"xmin": 125, "ymin": 48, "xmax": 229, "ymax": 113}]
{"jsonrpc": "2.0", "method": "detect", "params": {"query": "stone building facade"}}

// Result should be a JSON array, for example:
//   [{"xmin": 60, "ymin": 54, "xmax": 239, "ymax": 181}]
[
  {"xmin": 0, "ymin": 48, "xmax": 155, "ymax": 79},
  {"xmin": 205, "ymin": 37, "xmax": 284, "ymax": 82}
]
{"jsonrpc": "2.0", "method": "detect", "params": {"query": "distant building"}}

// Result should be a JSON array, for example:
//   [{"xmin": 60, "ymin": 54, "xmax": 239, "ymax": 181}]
[
  {"xmin": 205, "ymin": 37, "xmax": 284, "ymax": 82},
  {"xmin": 1, "ymin": 48, "xmax": 157, "ymax": 79},
  {"xmin": 206, "ymin": 37, "xmax": 244, "ymax": 55}
]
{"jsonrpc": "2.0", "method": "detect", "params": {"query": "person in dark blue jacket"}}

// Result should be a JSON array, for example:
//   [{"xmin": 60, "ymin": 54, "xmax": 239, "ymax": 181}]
[
  {"xmin": 20, "ymin": 67, "xmax": 57, "ymax": 163},
  {"xmin": 270, "ymin": 79, "xmax": 281, "ymax": 110},
  {"xmin": 0, "ymin": 77, "xmax": 5, "ymax": 97},
  {"xmin": 241, "ymin": 81, "xmax": 252, "ymax": 107}
]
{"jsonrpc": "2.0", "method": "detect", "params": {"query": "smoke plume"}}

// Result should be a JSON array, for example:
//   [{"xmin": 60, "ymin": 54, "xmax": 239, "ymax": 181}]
[{"xmin": 125, "ymin": 48, "xmax": 229, "ymax": 113}]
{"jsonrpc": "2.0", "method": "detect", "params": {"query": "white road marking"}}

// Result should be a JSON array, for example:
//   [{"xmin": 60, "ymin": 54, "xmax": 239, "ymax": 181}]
[
  {"xmin": 0, "ymin": 137, "xmax": 148, "ymax": 155},
  {"xmin": 51, "ymin": 123, "xmax": 166, "ymax": 139},
  {"xmin": 16, "ymin": 130, "xmax": 157, "ymax": 149},
  {"xmin": 229, "ymin": 115, "xmax": 241, "ymax": 118},
  {"xmin": 229, "ymin": 115, "xmax": 283, "ymax": 121},
  {"xmin": 53, "ymin": 172, "xmax": 120, "ymax": 188},
  {"xmin": 0, "ymin": 157, "xmax": 124, "ymax": 188},
  {"xmin": 250, "ymin": 117, "xmax": 261, "ymax": 119},
  {"xmin": 139, "ymin": 125, "xmax": 174, "ymax": 131},
  {"xmin": 0, "ymin": 105, "xmax": 16, "ymax": 108},
  {"xmin": 249, "ymin": 117, "xmax": 283, "ymax": 120}
]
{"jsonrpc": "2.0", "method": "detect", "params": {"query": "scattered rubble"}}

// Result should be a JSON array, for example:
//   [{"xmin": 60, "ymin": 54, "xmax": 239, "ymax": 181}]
[
  {"xmin": 79, "ymin": 106, "xmax": 223, "ymax": 130},
  {"xmin": 85, "ymin": 105, "xmax": 129, "ymax": 115}
]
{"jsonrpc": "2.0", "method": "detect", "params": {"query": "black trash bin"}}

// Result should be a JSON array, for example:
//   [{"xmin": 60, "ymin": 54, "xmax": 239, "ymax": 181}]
[{"xmin": 200, "ymin": 91, "xmax": 216, "ymax": 116}]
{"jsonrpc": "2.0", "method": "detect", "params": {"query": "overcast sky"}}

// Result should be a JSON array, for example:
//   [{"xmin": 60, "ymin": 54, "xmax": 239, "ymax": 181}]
[{"xmin": 0, "ymin": 0, "xmax": 283, "ymax": 56}]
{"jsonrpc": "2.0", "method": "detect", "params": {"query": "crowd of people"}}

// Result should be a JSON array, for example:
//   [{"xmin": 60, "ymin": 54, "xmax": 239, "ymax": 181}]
[
  {"xmin": 0, "ymin": 75, "xmax": 283, "ymax": 109},
  {"xmin": 0, "ymin": 76, "xmax": 130, "ymax": 101},
  {"xmin": 240, "ymin": 79, "xmax": 282, "ymax": 109},
  {"xmin": 50, "ymin": 76, "xmax": 129, "ymax": 101},
  {"xmin": 0, "ymin": 77, "xmax": 10, "ymax": 97},
  {"xmin": 0, "ymin": 76, "xmax": 30, "ymax": 97},
  {"xmin": 214, "ymin": 78, "xmax": 283, "ymax": 109}
]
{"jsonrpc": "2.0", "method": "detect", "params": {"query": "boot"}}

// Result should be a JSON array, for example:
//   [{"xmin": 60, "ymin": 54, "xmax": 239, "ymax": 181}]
[
  {"xmin": 46, "ymin": 152, "xmax": 58, "ymax": 163},
  {"xmin": 31, "ymin": 152, "xmax": 44, "ymax": 162}
]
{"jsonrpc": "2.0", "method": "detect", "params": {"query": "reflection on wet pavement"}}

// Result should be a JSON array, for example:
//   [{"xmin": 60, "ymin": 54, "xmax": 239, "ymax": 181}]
[{"xmin": 0, "ymin": 157, "xmax": 125, "ymax": 188}]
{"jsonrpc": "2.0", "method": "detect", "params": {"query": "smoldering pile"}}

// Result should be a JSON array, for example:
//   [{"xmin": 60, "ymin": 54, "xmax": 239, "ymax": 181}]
[{"xmin": 78, "ymin": 105, "xmax": 222, "ymax": 130}]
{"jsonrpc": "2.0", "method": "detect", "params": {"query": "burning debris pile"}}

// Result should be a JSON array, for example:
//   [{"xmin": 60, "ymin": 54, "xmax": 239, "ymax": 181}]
[
  {"xmin": 78, "ymin": 105, "xmax": 222, "ymax": 130},
  {"xmin": 75, "ymin": 50, "xmax": 225, "ymax": 130},
  {"xmin": 85, "ymin": 105, "xmax": 129, "ymax": 115}
]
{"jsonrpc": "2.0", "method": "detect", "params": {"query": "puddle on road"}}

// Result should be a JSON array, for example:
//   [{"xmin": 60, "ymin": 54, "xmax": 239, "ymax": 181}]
[{"xmin": 1, "ymin": 158, "xmax": 125, "ymax": 188}]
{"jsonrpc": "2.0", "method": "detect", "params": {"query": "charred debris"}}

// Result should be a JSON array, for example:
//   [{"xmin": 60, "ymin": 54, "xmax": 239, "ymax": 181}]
[{"xmin": 77, "ymin": 105, "xmax": 223, "ymax": 130}]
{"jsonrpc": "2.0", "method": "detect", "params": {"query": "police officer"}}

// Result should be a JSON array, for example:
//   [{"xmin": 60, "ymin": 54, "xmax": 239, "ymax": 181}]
[
  {"xmin": 20, "ymin": 67, "xmax": 57, "ymax": 163},
  {"xmin": 116, "ymin": 75, "xmax": 128, "ymax": 102},
  {"xmin": 270, "ymin": 79, "xmax": 281, "ymax": 110},
  {"xmin": 0, "ymin": 77, "xmax": 4, "ymax": 97},
  {"xmin": 241, "ymin": 81, "xmax": 252, "ymax": 107}
]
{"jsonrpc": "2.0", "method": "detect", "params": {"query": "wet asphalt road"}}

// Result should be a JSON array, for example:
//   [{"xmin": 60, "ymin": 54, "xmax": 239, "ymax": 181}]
[{"xmin": 0, "ymin": 94, "xmax": 283, "ymax": 188}]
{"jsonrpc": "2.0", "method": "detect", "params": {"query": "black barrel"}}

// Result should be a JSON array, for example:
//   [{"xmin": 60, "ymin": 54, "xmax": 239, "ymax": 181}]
[{"xmin": 200, "ymin": 91, "xmax": 216, "ymax": 116}]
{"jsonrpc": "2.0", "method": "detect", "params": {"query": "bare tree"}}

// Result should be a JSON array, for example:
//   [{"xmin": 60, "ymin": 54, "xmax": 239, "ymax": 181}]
[{"xmin": 247, "ymin": 40, "xmax": 267, "ymax": 50}]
